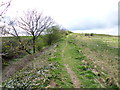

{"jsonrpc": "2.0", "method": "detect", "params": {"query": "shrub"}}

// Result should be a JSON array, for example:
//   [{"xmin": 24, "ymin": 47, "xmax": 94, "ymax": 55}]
[{"xmin": 45, "ymin": 26, "xmax": 62, "ymax": 45}]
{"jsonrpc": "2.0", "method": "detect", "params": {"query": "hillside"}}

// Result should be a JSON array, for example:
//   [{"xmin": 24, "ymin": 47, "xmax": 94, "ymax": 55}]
[{"xmin": 2, "ymin": 33, "xmax": 119, "ymax": 88}]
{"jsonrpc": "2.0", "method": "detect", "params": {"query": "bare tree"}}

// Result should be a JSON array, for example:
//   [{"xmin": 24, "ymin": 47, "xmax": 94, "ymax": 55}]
[
  {"xmin": 0, "ymin": 0, "xmax": 12, "ymax": 37},
  {"xmin": 0, "ymin": 0, "xmax": 11, "ymax": 18},
  {"xmin": 2, "ymin": 20, "xmax": 32, "ymax": 54},
  {"xmin": 18, "ymin": 10, "xmax": 54, "ymax": 53},
  {"xmin": 3, "ymin": 10, "xmax": 54, "ymax": 54}
]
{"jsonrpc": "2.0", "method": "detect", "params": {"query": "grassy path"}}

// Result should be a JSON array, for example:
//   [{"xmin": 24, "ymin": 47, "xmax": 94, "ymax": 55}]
[
  {"xmin": 60, "ymin": 34, "xmax": 104, "ymax": 88},
  {"xmin": 62, "ymin": 36, "xmax": 80, "ymax": 88},
  {"xmin": 3, "ymin": 33, "xmax": 119, "ymax": 88}
]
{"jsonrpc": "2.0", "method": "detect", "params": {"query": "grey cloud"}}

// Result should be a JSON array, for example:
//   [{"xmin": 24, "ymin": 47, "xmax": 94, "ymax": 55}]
[{"xmin": 67, "ymin": 10, "xmax": 117, "ymax": 30}]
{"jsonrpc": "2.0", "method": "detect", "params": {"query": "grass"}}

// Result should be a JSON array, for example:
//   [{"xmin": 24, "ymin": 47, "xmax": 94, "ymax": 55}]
[
  {"xmin": 60, "ymin": 34, "xmax": 102, "ymax": 88},
  {"xmin": 2, "ymin": 35, "xmax": 49, "ymax": 69},
  {"xmin": 72, "ymin": 33, "xmax": 119, "ymax": 88},
  {"xmin": 50, "ymin": 40, "xmax": 74, "ymax": 88},
  {"xmin": 2, "ymin": 41, "xmax": 73, "ymax": 88},
  {"xmin": 2, "ymin": 33, "xmax": 119, "ymax": 88}
]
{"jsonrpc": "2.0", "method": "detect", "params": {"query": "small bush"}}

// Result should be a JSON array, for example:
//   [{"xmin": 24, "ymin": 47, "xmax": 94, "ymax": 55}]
[{"xmin": 45, "ymin": 26, "xmax": 64, "ymax": 45}]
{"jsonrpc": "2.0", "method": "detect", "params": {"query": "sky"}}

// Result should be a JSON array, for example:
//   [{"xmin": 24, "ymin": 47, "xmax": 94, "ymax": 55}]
[{"xmin": 0, "ymin": 0, "xmax": 119, "ymax": 35}]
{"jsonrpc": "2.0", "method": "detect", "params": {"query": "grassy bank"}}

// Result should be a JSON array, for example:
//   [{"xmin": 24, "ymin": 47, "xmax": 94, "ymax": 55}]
[{"xmin": 2, "ymin": 33, "xmax": 119, "ymax": 88}]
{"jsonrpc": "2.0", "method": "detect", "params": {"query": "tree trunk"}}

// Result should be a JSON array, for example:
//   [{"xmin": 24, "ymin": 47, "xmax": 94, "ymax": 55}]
[{"xmin": 33, "ymin": 37, "xmax": 35, "ymax": 53}]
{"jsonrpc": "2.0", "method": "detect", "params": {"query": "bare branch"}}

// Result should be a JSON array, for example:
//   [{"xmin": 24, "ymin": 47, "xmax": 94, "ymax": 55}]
[
  {"xmin": 2, "ymin": 9, "xmax": 55, "ymax": 54},
  {"xmin": 0, "ymin": 0, "xmax": 12, "ymax": 16}
]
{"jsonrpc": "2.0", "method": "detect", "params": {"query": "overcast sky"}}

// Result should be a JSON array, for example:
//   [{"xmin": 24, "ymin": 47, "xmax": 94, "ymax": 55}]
[{"xmin": 1, "ymin": 0, "xmax": 119, "ymax": 35}]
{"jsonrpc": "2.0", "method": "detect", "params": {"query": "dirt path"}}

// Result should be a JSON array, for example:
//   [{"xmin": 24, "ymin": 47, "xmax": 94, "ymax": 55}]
[
  {"xmin": 62, "ymin": 36, "xmax": 80, "ymax": 88},
  {"xmin": 64, "ymin": 64, "xmax": 80, "ymax": 88}
]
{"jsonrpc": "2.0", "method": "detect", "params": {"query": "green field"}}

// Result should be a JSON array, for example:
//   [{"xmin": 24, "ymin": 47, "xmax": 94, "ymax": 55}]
[{"xmin": 2, "ymin": 33, "xmax": 119, "ymax": 88}]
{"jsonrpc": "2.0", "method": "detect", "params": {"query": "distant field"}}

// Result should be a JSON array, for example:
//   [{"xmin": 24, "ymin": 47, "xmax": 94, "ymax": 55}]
[
  {"xmin": 2, "ymin": 33, "xmax": 119, "ymax": 88},
  {"xmin": 71, "ymin": 33, "xmax": 119, "ymax": 88}
]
